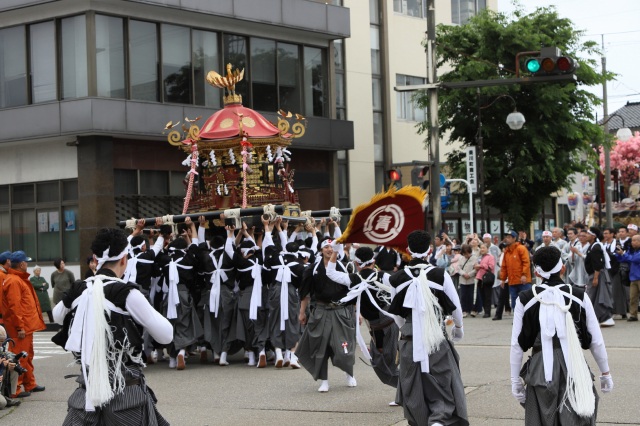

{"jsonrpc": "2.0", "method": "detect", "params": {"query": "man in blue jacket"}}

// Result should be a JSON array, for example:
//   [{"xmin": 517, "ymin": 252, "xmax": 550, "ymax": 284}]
[{"xmin": 615, "ymin": 234, "xmax": 640, "ymax": 322}]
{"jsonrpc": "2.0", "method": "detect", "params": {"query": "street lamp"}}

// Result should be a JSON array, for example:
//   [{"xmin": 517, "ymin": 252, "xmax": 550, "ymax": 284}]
[
  {"xmin": 602, "ymin": 112, "xmax": 632, "ymax": 227},
  {"xmin": 477, "ymin": 93, "xmax": 525, "ymax": 232}
]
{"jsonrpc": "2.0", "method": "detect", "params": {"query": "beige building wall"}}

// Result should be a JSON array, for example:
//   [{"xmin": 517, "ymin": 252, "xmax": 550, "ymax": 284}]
[{"xmin": 343, "ymin": 0, "xmax": 498, "ymax": 204}]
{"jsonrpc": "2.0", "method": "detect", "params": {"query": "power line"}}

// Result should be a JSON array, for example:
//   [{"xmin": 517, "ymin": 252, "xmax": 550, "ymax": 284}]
[{"xmin": 583, "ymin": 29, "xmax": 640, "ymax": 37}]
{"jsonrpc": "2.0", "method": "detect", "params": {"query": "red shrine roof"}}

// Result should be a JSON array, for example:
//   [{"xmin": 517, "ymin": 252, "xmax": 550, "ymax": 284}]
[{"xmin": 198, "ymin": 103, "xmax": 286, "ymax": 141}]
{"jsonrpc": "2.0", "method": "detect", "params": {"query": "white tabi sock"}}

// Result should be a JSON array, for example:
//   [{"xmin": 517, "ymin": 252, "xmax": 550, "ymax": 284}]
[
  {"xmin": 275, "ymin": 348, "xmax": 283, "ymax": 368},
  {"xmin": 318, "ymin": 380, "xmax": 329, "ymax": 392},
  {"xmin": 345, "ymin": 373, "xmax": 357, "ymax": 387},
  {"xmin": 178, "ymin": 349, "xmax": 186, "ymax": 357},
  {"xmin": 247, "ymin": 352, "xmax": 256, "ymax": 366},
  {"xmin": 219, "ymin": 352, "xmax": 229, "ymax": 366},
  {"xmin": 169, "ymin": 357, "xmax": 177, "ymax": 369}
]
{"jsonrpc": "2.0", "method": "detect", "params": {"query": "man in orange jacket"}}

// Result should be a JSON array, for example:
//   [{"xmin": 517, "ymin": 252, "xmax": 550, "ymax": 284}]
[
  {"xmin": 499, "ymin": 230, "xmax": 532, "ymax": 310},
  {"xmin": 1, "ymin": 251, "xmax": 46, "ymax": 397}
]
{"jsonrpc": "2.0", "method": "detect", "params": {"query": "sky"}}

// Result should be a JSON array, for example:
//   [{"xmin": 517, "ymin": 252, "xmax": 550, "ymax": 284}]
[{"xmin": 497, "ymin": 0, "xmax": 640, "ymax": 120}]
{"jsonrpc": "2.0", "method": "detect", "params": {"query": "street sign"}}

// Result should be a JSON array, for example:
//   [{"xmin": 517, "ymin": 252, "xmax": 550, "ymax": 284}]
[
  {"xmin": 439, "ymin": 173, "xmax": 446, "ymax": 187},
  {"xmin": 466, "ymin": 147, "xmax": 477, "ymax": 193}
]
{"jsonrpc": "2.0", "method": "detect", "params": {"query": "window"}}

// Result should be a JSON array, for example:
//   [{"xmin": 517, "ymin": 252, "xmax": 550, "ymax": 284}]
[
  {"xmin": 193, "ymin": 29, "xmax": 220, "ymax": 108},
  {"xmin": 13, "ymin": 209, "xmax": 36, "ymax": 258},
  {"xmin": 0, "ymin": 26, "xmax": 28, "ymax": 108},
  {"xmin": 61, "ymin": 15, "xmax": 88, "ymax": 99},
  {"xmin": 96, "ymin": 15, "xmax": 125, "ymax": 98},
  {"xmin": 396, "ymin": 74, "xmax": 426, "ymax": 121},
  {"xmin": 140, "ymin": 170, "xmax": 168, "ymax": 196},
  {"xmin": 393, "ymin": 0, "xmax": 425, "ymax": 18},
  {"xmin": 30, "ymin": 21, "xmax": 57, "ymax": 103},
  {"xmin": 370, "ymin": 0, "xmax": 379, "ymax": 24},
  {"xmin": 333, "ymin": 39, "xmax": 345, "ymax": 119},
  {"xmin": 13, "ymin": 184, "xmax": 34, "ymax": 205},
  {"xmin": 114, "ymin": 169, "xmax": 137, "ymax": 195},
  {"xmin": 303, "ymin": 46, "xmax": 327, "ymax": 117},
  {"xmin": 63, "ymin": 206, "xmax": 79, "ymax": 262},
  {"xmin": 224, "ymin": 34, "xmax": 248, "ymax": 102},
  {"xmin": 0, "ymin": 212, "xmax": 9, "ymax": 250},
  {"xmin": 373, "ymin": 112, "xmax": 384, "ymax": 162},
  {"xmin": 37, "ymin": 182, "xmax": 59, "ymax": 203},
  {"xmin": 452, "ymin": 0, "xmax": 486, "ymax": 25},
  {"xmin": 162, "ymin": 24, "xmax": 191, "ymax": 104},
  {"xmin": 278, "ymin": 43, "xmax": 301, "ymax": 113},
  {"xmin": 129, "ymin": 20, "xmax": 158, "ymax": 101},
  {"xmin": 370, "ymin": 27, "xmax": 380, "ymax": 75},
  {"xmin": 251, "ymin": 38, "xmax": 277, "ymax": 112}
]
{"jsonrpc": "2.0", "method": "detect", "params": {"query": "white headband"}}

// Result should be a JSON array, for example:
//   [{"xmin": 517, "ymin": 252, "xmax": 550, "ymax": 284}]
[
  {"xmin": 95, "ymin": 246, "xmax": 128, "ymax": 270},
  {"xmin": 534, "ymin": 258, "xmax": 563, "ymax": 279},
  {"xmin": 241, "ymin": 246, "xmax": 259, "ymax": 256},
  {"xmin": 407, "ymin": 246, "xmax": 432, "ymax": 259},
  {"xmin": 320, "ymin": 239, "xmax": 333, "ymax": 249},
  {"xmin": 628, "ymin": 224, "xmax": 638, "ymax": 231},
  {"xmin": 353, "ymin": 255, "xmax": 375, "ymax": 267},
  {"xmin": 482, "ymin": 233, "xmax": 491, "ymax": 239},
  {"xmin": 542, "ymin": 231, "xmax": 552, "ymax": 237},
  {"xmin": 587, "ymin": 230, "xmax": 596, "ymax": 237}
]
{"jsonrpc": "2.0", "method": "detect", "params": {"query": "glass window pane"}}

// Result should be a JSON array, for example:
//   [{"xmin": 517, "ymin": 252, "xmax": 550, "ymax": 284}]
[
  {"xmin": 30, "ymin": 21, "xmax": 57, "ymax": 103},
  {"xmin": 393, "ymin": 0, "xmax": 402, "ymax": 13},
  {"xmin": 303, "ymin": 46, "xmax": 327, "ymax": 117},
  {"xmin": 37, "ymin": 182, "xmax": 59, "ymax": 203},
  {"xmin": 129, "ymin": 20, "xmax": 158, "ymax": 102},
  {"xmin": 114, "ymin": 169, "xmax": 137, "ymax": 195},
  {"xmin": 140, "ymin": 170, "xmax": 168, "ymax": 196},
  {"xmin": 63, "ymin": 180, "xmax": 78, "ymax": 201},
  {"xmin": 375, "ymin": 165, "xmax": 384, "ymax": 195},
  {"xmin": 12, "ymin": 184, "xmax": 34, "ymax": 205},
  {"xmin": 336, "ymin": 73, "xmax": 345, "ymax": 108},
  {"xmin": 170, "ymin": 171, "xmax": 185, "ymax": 196},
  {"xmin": 0, "ymin": 212, "xmax": 9, "ymax": 250},
  {"xmin": 0, "ymin": 186, "xmax": 8, "ymax": 206},
  {"xmin": 162, "ymin": 24, "xmax": 192, "ymax": 104},
  {"xmin": 369, "ymin": 0, "xmax": 379, "ymax": 24},
  {"xmin": 61, "ymin": 15, "xmax": 88, "ymax": 99},
  {"xmin": 223, "ymin": 34, "xmax": 248, "ymax": 102},
  {"xmin": 13, "ymin": 209, "xmax": 36, "ymax": 257},
  {"xmin": 0, "ymin": 26, "xmax": 28, "ymax": 108},
  {"xmin": 370, "ymin": 27, "xmax": 380, "ymax": 75},
  {"xmin": 37, "ymin": 209, "xmax": 61, "ymax": 261},
  {"xmin": 96, "ymin": 15, "xmax": 125, "ymax": 98},
  {"xmin": 372, "ymin": 77, "xmax": 381, "ymax": 110},
  {"xmin": 407, "ymin": 0, "xmax": 424, "ymax": 17},
  {"xmin": 336, "ymin": 108, "xmax": 346, "ymax": 120},
  {"xmin": 63, "ymin": 206, "xmax": 80, "ymax": 262},
  {"xmin": 193, "ymin": 29, "xmax": 220, "ymax": 108},
  {"xmin": 333, "ymin": 40, "xmax": 343, "ymax": 71},
  {"xmin": 277, "ymin": 42, "xmax": 300, "ymax": 113},
  {"xmin": 251, "ymin": 38, "xmax": 277, "ymax": 111},
  {"xmin": 373, "ymin": 112, "xmax": 383, "ymax": 162}
]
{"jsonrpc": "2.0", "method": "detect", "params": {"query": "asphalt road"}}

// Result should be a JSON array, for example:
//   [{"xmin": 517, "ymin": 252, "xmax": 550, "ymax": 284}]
[{"xmin": 1, "ymin": 316, "xmax": 637, "ymax": 425}]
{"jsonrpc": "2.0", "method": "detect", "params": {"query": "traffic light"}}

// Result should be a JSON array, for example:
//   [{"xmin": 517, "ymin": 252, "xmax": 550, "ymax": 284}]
[
  {"xmin": 387, "ymin": 169, "xmax": 402, "ymax": 182},
  {"xmin": 524, "ymin": 47, "xmax": 576, "ymax": 76},
  {"xmin": 411, "ymin": 165, "xmax": 429, "ymax": 187}
]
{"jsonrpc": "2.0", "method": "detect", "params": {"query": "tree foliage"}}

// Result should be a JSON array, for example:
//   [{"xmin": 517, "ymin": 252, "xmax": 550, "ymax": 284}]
[{"xmin": 416, "ymin": 5, "xmax": 611, "ymax": 230}]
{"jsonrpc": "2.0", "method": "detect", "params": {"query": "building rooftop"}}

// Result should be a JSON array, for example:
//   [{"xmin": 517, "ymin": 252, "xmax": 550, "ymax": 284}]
[{"xmin": 601, "ymin": 101, "xmax": 640, "ymax": 130}]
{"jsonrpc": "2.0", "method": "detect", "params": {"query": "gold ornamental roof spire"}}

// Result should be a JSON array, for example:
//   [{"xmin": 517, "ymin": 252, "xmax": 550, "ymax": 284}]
[{"xmin": 206, "ymin": 63, "xmax": 245, "ymax": 105}]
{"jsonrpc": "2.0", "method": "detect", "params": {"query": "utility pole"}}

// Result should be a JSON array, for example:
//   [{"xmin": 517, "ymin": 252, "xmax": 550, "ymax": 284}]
[
  {"xmin": 602, "ymin": 35, "xmax": 613, "ymax": 228},
  {"xmin": 426, "ymin": 0, "xmax": 441, "ymax": 233},
  {"xmin": 477, "ymin": 88, "xmax": 486, "ymax": 233}
]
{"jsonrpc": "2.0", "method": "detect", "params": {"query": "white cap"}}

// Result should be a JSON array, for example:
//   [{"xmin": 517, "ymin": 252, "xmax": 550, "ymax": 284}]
[
  {"xmin": 482, "ymin": 233, "xmax": 491, "ymax": 240},
  {"xmin": 628, "ymin": 224, "xmax": 638, "ymax": 231},
  {"xmin": 542, "ymin": 230, "xmax": 552, "ymax": 237}
]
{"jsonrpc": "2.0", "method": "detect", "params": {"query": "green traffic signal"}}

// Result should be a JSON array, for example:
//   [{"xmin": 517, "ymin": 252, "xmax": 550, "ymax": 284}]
[{"xmin": 525, "ymin": 58, "xmax": 541, "ymax": 73}]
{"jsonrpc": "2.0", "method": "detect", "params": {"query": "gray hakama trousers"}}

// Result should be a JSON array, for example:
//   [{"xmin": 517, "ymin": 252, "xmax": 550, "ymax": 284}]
[
  {"xmin": 63, "ymin": 368, "xmax": 169, "ymax": 426},
  {"xmin": 368, "ymin": 316, "xmax": 399, "ymax": 388},
  {"xmin": 522, "ymin": 340, "xmax": 599, "ymax": 426},
  {"xmin": 267, "ymin": 283, "xmax": 301, "ymax": 350},
  {"xmin": 237, "ymin": 286, "xmax": 256, "ymax": 351},
  {"xmin": 296, "ymin": 303, "xmax": 356, "ymax": 380},
  {"xmin": 587, "ymin": 271, "xmax": 613, "ymax": 323},
  {"xmin": 611, "ymin": 272, "xmax": 629, "ymax": 316},
  {"xmin": 201, "ymin": 286, "xmax": 235, "ymax": 355},
  {"xmin": 252, "ymin": 285, "xmax": 270, "ymax": 352},
  {"xmin": 165, "ymin": 284, "xmax": 203, "ymax": 351},
  {"xmin": 397, "ymin": 321, "xmax": 468, "ymax": 426}
]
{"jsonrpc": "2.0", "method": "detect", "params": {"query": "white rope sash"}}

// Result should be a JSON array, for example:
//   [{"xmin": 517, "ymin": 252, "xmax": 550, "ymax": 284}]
[
  {"xmin": 167, "ymin": 256, "xmax": 193, "ymax": 319},
  {"xmin": 208, "ymin": 250, "xmax": 232, "ymax": 317},
  {"xmin": 238, "ymin": 259, "xmax": 263, "ymax": 320}
]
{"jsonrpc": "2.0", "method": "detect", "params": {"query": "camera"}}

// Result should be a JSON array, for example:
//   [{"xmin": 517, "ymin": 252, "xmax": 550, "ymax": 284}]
[{"xmin": 0, "ymin": 350, "xmax": 28, "ymax": 375}]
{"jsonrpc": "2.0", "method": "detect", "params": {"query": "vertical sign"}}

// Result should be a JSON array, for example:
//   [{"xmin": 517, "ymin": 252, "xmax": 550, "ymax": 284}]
[{"xmin": 466, "ymin": 146, "xmax": 477, "ymax": 193}]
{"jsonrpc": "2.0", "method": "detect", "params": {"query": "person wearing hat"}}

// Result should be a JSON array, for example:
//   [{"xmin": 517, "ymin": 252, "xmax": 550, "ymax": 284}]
[
  {"xmin": 627, "ymin": 223, "xmax": 638, "ymax": 238},
  {"xmin": 1, "ymin": 251, "xmax": 46, "ymax": 397},
  {"xmin": 29, "ymin": 266, "xmax": 53, "ymax": 323},
  {"xmin": 387, "ymin": 230, "xmax": 467, "ymax": 426},
  {"xmin": 510, "ymin": 245, "xmax": 612, "ymax": 424},
  {"xmin": 498, "ymin": 230, "xmax": 532, "ymax": 314}
]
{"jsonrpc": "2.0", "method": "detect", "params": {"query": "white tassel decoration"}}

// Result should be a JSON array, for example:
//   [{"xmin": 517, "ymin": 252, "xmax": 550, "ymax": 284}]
[
  {"xmin": 418, "ymin": 270, "xmax": 446, "ymax": 355},
  {"xmin": 224, "ymin": 184, "xmax": 228, "ymax": 195},
  {"xmin": 210, "ymin": 150, "xmax": 217, "ymax": 166},
  {"xmin": 266, "ymin": 145, "xmax": 273, "ymax": 162},
  {"xmin": 562, "ymin": 310, "xmax": 596, "ymax": 417}
]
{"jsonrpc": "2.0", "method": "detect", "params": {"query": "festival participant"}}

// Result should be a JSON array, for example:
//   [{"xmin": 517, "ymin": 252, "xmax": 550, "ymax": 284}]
[
  {"xmin": 262, "ymin": 217, "xmax": 306, "ymax": 368},
  {"xmin": 584, "ymin": 227, "xmax": 615, "ymax": 327},
  {"xmin": 195, "ymin": 219, "xmax": 236, "ymax": 365},
  {"xmin": 325, "ymin": 246, "xmax": 400, "ymax": 388},
  {"xmin": 52, "ymin": 228, "xmax": 173, "ymax": 425},
  {"xmin": 233, "ymin": 222, "xmax": 265, "ymax": 367},
  {"xmin": 510, "ymin": 245, "xmax": 613, "ymax": 425},
  {"xmin": 388, "ymin": 230, "xmax": 467, "ymax": 426},
  {"xmin": 159, "ymin": 217, "xmax": 203, "ymax": 370},
  {"xmin": 297, "ymin": 237, "xmax": 356, "ymax": 392},
  {"xmin": 123, "ymin": 218, "xmax": 165, "ymax": 294}
]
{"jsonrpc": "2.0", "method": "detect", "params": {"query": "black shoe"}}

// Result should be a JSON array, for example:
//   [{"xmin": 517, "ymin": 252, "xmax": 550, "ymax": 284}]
[
  {"xmin": 15, "ymin": 391, "xmax": 31, "ymax": 398},
  {"xmin": 29, "ymin": 385, "xmax": 45, "ymax": 392},
  {"xmin": 628, "ymin": 316, "xmax": 638, "ymax": 322},
  {"xmin": 492, "ymin": 316, "xmax": 502, "ymax": 321},
  {"xmin": 5, "ymin": 397, "xmax": 21, "ymax": 407},
  {"xmin": 483, "ymin": 314, "xmax": 491, "ymax": 318}
]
